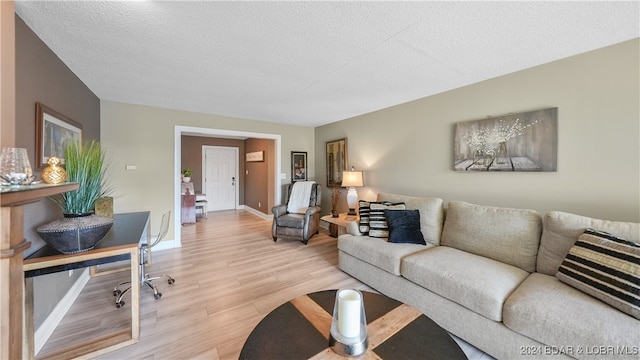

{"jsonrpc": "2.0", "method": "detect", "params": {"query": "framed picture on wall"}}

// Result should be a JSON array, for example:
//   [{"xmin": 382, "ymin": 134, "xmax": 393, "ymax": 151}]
[
  {"xmin": 246, "ymin": 151, "xmax": 264, "ymax": 162},
  {"xmin": 291, "ymin": 151, "xmax": 307, "ymax": 182},
  {"xmin": 453, "ymin": 107, "xmax": 557, "ymax": 172},
  {"xmin": 326, "ymin": 138, "xmax": 347, "ymax": 187},
  {"xmin": 35, "ymin": 102, "xmax": 83, "ymax": 169}
]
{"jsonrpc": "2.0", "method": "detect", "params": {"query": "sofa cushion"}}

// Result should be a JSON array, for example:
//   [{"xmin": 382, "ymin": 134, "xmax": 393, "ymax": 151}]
[
  {"xmin": 385, "ymin": 209, "xmax": 426, "ymax": 245},
  {"xmin": 556, "ymin": 228, "xmax": 640, "ymax": 319},
  {"xmin": 504, "ymin": 273, "xmax": 640, "ymax": 354},
  {"xmin": 358, "ymin": 201, "xmax": 405, "ymax": 237},
  {"xmin": 440, "ymin": 201, "xmax": 542, "ymax": 273},
  {"xmin": 338, "ymin": 234, "xmax": 432, "ymax": 275},
  {"xmin": 537, "ymin": 211, "xmax": 640, "ymax": 276},
  {"xmin": 401, "ymin": 246, "xmax": 529, "ymax": 321},
  {"xmin": 377, "ymin": 193, "xmax": 444, "ymax": 246}
]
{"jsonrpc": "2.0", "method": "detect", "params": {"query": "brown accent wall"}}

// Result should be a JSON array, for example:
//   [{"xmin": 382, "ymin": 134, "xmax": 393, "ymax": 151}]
[
  {"xmin": 177, "ymin": 135, "xmax": 276, "ymax": 214},
  {"xmin": 181, "ymin": 136, "xmax": 245, "ymax": 204},
  {"xmin": 15, "ymin": 14, "xmax": 100, "ymax": 329},
  {"xmin": 16, "ymin": 14, "xmax": 100, "ymax": 249},
  {"xmin": 181, "ymin": 136, "xmax": 275, "ymax": 213},
  {"xmin": 266, "ymin": 139, "xmax": 276, "ymax": 211},
  {"xmin": 244, "ymin": 138, "xmax": 273, "ymax": 214},
  {"xmin": 16, "ymin": 16, "xmax": 100, "ymax": 158}
]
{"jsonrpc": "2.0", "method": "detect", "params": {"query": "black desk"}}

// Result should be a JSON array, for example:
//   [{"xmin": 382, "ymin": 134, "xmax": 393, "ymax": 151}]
[{"xmin": 23, "ymin": 211, "xmax": 149, "ymax": 360}]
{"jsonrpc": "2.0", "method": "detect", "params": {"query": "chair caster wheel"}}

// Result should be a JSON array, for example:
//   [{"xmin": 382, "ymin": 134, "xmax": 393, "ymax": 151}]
[
  {"xmin": 116, "ymin": 301, "xmax": 125, "ymax": 308},
  {"xmin": 154, "ymin": 293, "xmax": 162, "ymax": 300},
  {"xmin": 168, "ymin": 279, "xmax": 175, "ymax": 285},
  {"xmin": 113, "ymin": 289, "xmax": 121, "ymax": 296}
]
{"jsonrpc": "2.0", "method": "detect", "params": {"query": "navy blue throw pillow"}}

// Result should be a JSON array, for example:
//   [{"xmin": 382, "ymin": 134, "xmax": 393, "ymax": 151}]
[{"xmin": 384, "ymin": 209, "xmax": 426, "ymax": 245}]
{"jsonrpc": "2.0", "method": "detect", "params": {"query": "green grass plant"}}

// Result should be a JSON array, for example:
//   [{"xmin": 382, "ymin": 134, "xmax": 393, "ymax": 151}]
[{"xmin": 50, "ymin": 140, "xmax": 110, "ymax": 214}]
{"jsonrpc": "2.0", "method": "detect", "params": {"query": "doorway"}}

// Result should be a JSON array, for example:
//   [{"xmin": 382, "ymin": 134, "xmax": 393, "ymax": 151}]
[
  {"xmin": 174, "ymin": 126, "xmax": 282, "ymax": 249},
  {"xmin": 202, "ymin": 146, "xmax": 238, "ymax": 211}
]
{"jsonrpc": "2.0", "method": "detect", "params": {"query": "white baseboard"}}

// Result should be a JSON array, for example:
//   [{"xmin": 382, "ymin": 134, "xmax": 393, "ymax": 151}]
[
  {"xmin": 35, "ymin": 268, "xmax": 91, "ymax": 355},
  {"xmin": 243, "ymin": 206, "xmax": 273, "ymax": 220}
]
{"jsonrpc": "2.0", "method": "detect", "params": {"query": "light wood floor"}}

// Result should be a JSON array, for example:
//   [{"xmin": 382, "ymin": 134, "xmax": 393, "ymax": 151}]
[{"xmin": 40, "ymin": 210, "xmax": 491, "ymax": 360}]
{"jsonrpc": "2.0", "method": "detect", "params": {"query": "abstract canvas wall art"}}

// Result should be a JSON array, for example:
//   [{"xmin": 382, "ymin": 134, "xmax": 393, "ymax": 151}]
[{"xmin": 454, "ymin": 108, "xmax": 557, "ymax": 172}]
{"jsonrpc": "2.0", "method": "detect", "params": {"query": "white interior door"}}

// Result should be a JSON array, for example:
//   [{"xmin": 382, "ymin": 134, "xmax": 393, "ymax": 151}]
[{"xmin": 203, "ymin": 146, "xmax": 238, "ymax": 211}]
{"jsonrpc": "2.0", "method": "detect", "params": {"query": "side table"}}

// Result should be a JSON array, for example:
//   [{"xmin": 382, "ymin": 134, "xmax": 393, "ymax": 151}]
[{"xmin": 321, "ymin": 213, "xmax": 356, "ymax": 237}]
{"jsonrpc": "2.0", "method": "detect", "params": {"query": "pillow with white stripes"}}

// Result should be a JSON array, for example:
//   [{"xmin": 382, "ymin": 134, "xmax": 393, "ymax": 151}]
[
  {"xmin": 358, "ymin": 201, "xmax": 405, "ymax": 237},
  {"xmin": 556, "ymin": 228, "xmax": 640, "ymax": 319}
]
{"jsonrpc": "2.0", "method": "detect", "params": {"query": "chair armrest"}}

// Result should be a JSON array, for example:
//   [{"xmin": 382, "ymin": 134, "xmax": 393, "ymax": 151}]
[
  {"xmin": 272, "ymin": 205, "xmax": 287, "ymax": 217},
  {"xmin": 304, "ymin": 206, "xmax": 321, "ymax": 222},
  {"xmin": 305, "ymin": 206, "xmax": 321, "ymax": 216}
]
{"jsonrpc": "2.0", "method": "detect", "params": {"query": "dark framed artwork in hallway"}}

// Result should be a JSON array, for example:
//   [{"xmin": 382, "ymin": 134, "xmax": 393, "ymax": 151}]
[{"xmin": 292, "ymin": 151, "xmax": 307, "ymax": 182}]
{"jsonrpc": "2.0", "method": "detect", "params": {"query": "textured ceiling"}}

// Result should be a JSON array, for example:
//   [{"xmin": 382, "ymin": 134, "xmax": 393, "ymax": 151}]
[{"xmin": 15, "ymin": 1, "xmax": 640, "ymax": 127}]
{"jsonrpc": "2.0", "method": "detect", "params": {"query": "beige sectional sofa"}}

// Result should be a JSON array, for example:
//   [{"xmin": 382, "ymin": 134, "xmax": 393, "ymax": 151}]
[{"xmin": 338, "ymin": 193, "xmax": 639, "ymax": 359}]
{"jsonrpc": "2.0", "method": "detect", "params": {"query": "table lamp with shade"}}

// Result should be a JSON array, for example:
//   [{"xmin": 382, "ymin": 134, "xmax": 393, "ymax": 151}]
[{"xmin": 341, "ymin": 167, "xmax": 363, "ymax": 218}]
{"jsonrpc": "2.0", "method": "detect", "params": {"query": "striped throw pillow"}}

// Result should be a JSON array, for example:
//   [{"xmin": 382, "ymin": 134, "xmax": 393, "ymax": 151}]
[
  {"xmin": 369, "ymin": 202, "xmax": 406, "ymax": 238},
  {"xmin": 358, "ymin": 200, "xmax": 374, "ymax": 234},
  {"xmin": 358, "ymin": 201, "xmax": 406, "ymax": 237},
  {"xmin": 556, "ymin": 228, "xmax": 640, "ymax": 319}
]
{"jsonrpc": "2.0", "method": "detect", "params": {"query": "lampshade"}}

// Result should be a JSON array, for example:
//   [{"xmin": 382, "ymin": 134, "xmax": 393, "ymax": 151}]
[
  {"xmin": 342, "ymin": 169, "xmax": 364, "ymax": 217},
  {"xmin": 341, "ymin": 171, "xmax": 363, "ymax": 187}
]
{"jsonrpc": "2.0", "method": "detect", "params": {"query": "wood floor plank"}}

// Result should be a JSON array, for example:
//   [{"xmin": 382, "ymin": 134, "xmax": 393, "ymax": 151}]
[{"xmin": 290, "ymin": 295, "xmax": 333, "ymax": 341}]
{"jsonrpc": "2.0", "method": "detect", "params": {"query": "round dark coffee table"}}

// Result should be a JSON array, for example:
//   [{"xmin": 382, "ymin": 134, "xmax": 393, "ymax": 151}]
[{"xmin": 240, "ymin": 290, "xmax": 467, "ymax": 359}]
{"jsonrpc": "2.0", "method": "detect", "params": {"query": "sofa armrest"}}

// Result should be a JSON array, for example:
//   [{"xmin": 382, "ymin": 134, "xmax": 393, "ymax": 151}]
[{"xmin": 346, "ymin": 221, "xmax": 362, "ymax": 236}]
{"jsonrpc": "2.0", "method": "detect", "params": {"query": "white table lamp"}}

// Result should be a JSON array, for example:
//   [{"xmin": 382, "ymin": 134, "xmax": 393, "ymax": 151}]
[{"xmin": 341, "ymin": 167, "xmax": 363, "ymax": 216}]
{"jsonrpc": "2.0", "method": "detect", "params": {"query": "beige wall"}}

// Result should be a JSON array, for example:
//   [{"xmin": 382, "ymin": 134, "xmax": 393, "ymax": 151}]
[
  {"xmin": 100, "ymin": 101, "xmax": 316, "ymax": 243},
  {"xmin": 316, "ymin": 39, "xmax": 640, "ymax": 222}
]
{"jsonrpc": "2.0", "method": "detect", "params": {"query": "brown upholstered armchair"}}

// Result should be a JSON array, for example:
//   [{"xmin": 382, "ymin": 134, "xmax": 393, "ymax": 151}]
[{"xmin": 272, "ymin": 182, "xmax": 322, "ymax": 245}]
